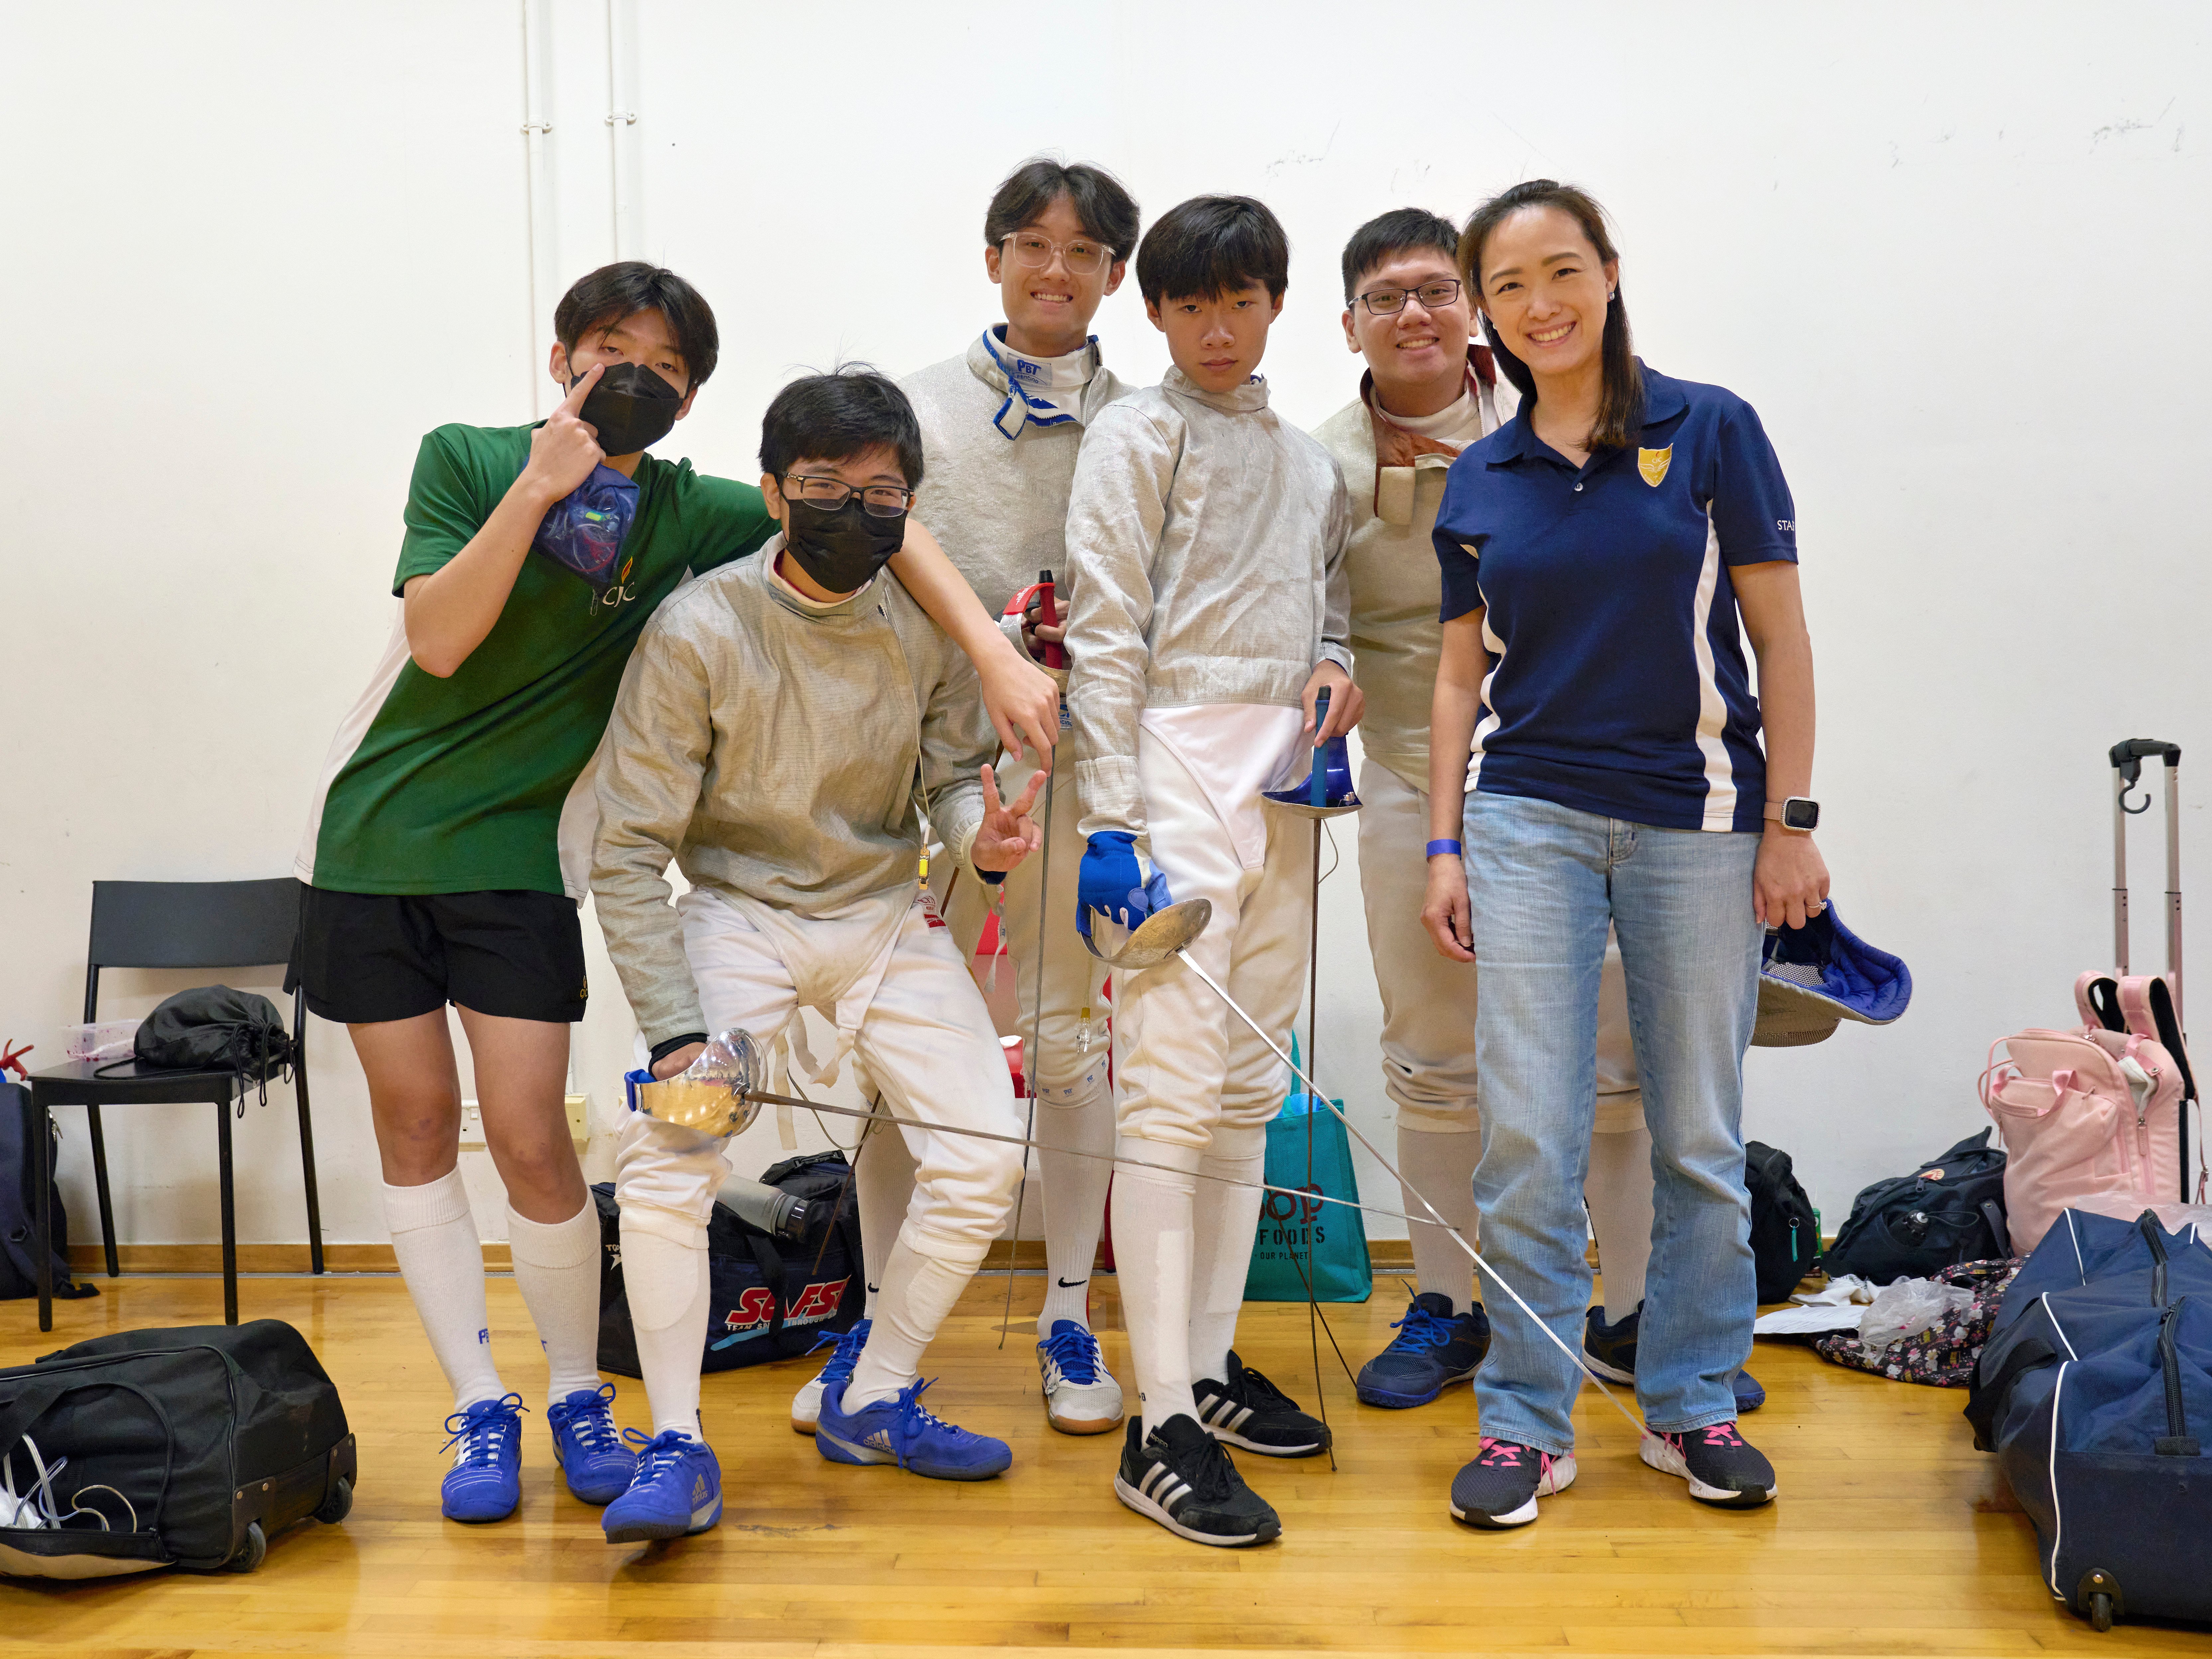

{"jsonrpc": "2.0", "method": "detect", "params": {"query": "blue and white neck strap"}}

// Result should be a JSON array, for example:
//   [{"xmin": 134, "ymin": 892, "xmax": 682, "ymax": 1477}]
[{"xmin": 983, "ymin": 328, "xmax": 1100, "ymax": 442}]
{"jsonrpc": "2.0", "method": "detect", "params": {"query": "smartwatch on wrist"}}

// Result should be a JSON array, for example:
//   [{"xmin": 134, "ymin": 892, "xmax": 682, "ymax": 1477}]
[{"xmin": 1764, "ymin": 798, "xmax": 1820, "ymax": 832}]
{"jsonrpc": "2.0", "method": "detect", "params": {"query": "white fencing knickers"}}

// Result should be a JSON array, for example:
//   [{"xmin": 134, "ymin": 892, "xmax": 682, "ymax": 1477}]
[
  {"xmin": 614, "ymin": 890, "xmax": 1026, "ymax": 1374},
  {"xmin": 1108, "ymin": 721, "xmax": 1313, "ymax": 1428}
]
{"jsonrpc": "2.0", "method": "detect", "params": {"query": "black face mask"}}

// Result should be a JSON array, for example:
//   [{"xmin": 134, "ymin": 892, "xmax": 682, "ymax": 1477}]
[
  {"xmin": 782, "ymin": 497, "xmax": 906, "ymax": 595},
  {"xmin": 571, "ymin": 362, "xmax": 684, "ymax": 456}
]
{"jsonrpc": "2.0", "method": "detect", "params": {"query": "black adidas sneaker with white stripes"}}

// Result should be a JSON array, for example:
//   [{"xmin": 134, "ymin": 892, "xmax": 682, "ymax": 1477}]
[
  {"xmin": 1193, "ymin": 1352, "xmax": 1331, "ymax": 1458},
  {"xmin": 1113, "ymin": 1414, "xmax": 1280, "ymax": 1547}
]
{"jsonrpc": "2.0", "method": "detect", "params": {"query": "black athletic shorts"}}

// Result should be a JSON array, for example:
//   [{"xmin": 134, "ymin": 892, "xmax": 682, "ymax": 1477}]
[{"xmin": 294, "ymin": 886, "xmax": 588, "ymax": 1025}]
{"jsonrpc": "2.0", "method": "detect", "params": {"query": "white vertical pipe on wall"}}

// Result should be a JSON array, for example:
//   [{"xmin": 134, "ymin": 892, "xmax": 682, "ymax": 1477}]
[
  {"xmin": 604, "ymin": 0, "xmax": 636, "ymax": 262},
  {"xmin": 519, "ymin": 0, "xmax": 558, "ymax": 416}
]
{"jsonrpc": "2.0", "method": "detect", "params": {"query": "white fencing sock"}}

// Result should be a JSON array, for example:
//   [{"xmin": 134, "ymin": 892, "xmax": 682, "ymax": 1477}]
[
  {"xmin": 1398, "ymin": 1125, "xmax": 1482, "ymax": 1315},
  {"xmin": 1110, "ymin": 1144, "xmax": 1201, "ymax": 1434},
  {"xmin": 618, "ymin": 1215, "xmax": 711, "ymax": 1439},
  {"xmin": 843, "ymin": 1240, "xmax": 972, "ymax": 1409},
  {"xmin": 505, "ymin": 1200, "xmax": 603, "ymax": 1405},
  {"xmin": 1035, "ymin": 1067, "xmax": 1114, "ymax": 1337},
  {"xmin": 384, "ymin": 1171, "xmax": 504, "ymax": 1410},
  {"xmin": 1586, "ymin": 1125, "xmax": 1655, "ymax": 1322},
  {"xmin": 854, "ymin": 1113, "xmax": 919, "ymax": 1320},
  {"xmin": 1187, "ymin": 1126, "xmax": 1266, "ymax": 1384}
]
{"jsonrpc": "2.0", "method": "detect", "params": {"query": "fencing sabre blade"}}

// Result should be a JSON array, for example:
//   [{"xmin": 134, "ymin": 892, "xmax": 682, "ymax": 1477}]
[
  {"xmin": 626, "ymin": 1025, "xmax": 1645, "ymax": 1432},
  {"xmin": 1081, "ymin": 893, "xmax": 1651, "ymax": 1436},
  {"xmin": 1256, "ymin": 683, "xmax": 1364, "ymax": 1458},
  {"xmin": 999, "ymin": 568, "xmax": 1068, "ymax": 1348}
]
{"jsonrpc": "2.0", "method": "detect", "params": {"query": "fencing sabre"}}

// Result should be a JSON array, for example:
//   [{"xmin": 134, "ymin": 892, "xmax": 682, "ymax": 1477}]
[
  {"xmin": 1079, "ymin": 900, "xmax": 1652, "ymax": 1436},
  {"xmin": 626, "ymin": 1016, "xmax": 1646, "ymax": 1434},
  {"xmin": 1256, "ymin": 683, "xmax": 1363, "ymax": 1460},
  {"xmin": 997, "ymin": 569, "xmax": 1068, "ymax": 1348}
]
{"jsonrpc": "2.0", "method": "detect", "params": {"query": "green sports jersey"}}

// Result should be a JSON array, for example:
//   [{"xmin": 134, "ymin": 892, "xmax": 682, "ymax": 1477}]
[{"xmin": 296, "ymin": 422, "xmax": 776, "ymax": 899}]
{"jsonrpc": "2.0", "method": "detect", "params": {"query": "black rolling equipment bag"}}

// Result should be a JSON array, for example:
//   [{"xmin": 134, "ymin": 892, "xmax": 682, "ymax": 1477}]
[{"xmin": 0, "ymin": 1319, "xmax": 355, "ymax": 1578}]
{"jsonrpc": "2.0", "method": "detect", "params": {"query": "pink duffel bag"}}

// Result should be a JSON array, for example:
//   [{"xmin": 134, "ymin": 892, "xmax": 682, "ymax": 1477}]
[{"xmin": 1979, "ymin": 973, "xmax": 2195, "ymax": 1254}]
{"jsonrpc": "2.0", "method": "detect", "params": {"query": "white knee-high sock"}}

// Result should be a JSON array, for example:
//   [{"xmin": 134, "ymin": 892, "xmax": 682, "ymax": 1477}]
[
  {"xmin": 1187, "ymin": 1126, "xmax": 1266, "ymax": 1384},
  {"xmin": 506, "ymin": 1200, "xmax": 603, "ymax": 1405},
  {"xmin": 1586, "ymin": 1125, "xmax": 1655, "ymax": 1322},
  {"xmin": 1398, "ymin": 1125, "xmax": 1482, "ymax": 1315},
  {"xmin": 1111, "ymin": 1145, "xmax": 1201, "ymax": 1434},
  {"xmin": 854, "ymin": 1113, "xmax": 919, "ymax": 1321},
  {"xmin": 619, "ymin": 1217, "xmax": 711, "ymax": 1439},
  {"xmin": 843, "ymin": 1241, "xmax": 973, "ymax": 1409},
  {"xmin": 384, "ymin": 1172, "xmax": 505, "ymax": 1410},
  {"xmin": 1035, "ymin": 1067, "xmax": 1114, "ymax": 1337}
]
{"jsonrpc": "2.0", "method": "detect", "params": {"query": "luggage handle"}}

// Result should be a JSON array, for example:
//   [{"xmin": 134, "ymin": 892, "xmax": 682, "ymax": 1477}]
[{"xmin": 2109, "ymin": 738, "xmax": 2182, "ymax": 1031}]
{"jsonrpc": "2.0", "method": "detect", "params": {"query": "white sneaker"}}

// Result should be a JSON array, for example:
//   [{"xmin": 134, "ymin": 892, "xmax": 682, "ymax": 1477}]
[
  {"xmin": 1038, "ymin": 1319, "xmax": 1125, "ymax": 1435},
  {"xmin": 791, "ymin": 1318, "xmax": 870, "ymax": 1435}
]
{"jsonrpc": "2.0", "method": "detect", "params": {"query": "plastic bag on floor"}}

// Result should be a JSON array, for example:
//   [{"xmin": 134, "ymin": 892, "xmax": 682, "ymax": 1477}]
[
  {"xmin": 1813, "ymin": 1259, "xmax": 2021, "ymax": 1387},
  {"xmin": 1857, "ymin": 1275, "xmax": 1976, "ymax": 1349}
]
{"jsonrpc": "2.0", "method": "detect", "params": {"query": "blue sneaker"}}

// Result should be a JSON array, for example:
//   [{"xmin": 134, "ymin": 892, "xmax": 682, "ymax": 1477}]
[
  {"xmin": 1355, "ymin": 1292, "xmax": 1491, "ymax": 1408},
  {"xmin": 792, "ymin": 1318, "xmax": 871, "ymax": 1435},
  {"xmin": 440, "ymin": 1393, "xmax": 527, "ymax": 1523},
  {"xmin": 1038, "ymin": 1319, "xmax": 1125, "ymax": 1434},
  {"xmin": 547, "ymin": 1382, "xmax": 634, "ymax": 1504},
  {"xmin": 815, "ymin": 1377, "xmax": 1012, "ymax": 1481},
  {"xmin": 1582, "ymin": 1301, "xmax": 1765, "ymax": 1413},
  {"xmin": 601, "ymin": 1429, "xmax": 722, "ymax": 1543}
]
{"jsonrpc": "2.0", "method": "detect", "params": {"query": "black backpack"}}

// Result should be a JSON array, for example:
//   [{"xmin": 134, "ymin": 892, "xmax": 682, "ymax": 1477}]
[
  {"xmin": 1745, "ymin": 1140, "xmax": 1823, "ymax": 1302},
  {"xmin": 1825, "ymin": 1128, "xmax": 2011, "ymax": 1286},
  {"xmin": 0, "ymin": 1082, "xmax": 95, "ymax": 1303},
  {"xmin": 595, "ymin": 1149, "xmax": 865, "ymax": 1377},
  {"xmin": 0, "ymin": 1319, "xmax": 355, "ymax": 1577}
]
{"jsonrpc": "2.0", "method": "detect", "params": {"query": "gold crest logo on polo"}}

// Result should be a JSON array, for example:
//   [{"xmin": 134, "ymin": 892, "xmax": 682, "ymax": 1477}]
[{"xmin": 1638, "ymin": 446, "xmax": 1673, "ymax": 488}]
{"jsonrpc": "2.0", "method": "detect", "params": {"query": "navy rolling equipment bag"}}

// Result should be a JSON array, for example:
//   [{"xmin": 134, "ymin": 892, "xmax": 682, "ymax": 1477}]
[{"xmin": 1967, "ymin": 1209, "xmax": 2212, "ymax": 1632}]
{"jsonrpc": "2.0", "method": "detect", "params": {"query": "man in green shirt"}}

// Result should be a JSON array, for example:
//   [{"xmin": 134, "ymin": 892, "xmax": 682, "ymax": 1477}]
[{"xmin": 293, "ymin": 263, "xmax": 1059, "ymax": 1527}]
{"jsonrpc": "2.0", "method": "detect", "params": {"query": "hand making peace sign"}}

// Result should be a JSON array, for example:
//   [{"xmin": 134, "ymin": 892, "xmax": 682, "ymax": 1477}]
[{"xmin": 970, "ymin": 763, "xmax": 1046, "ymax": 875}]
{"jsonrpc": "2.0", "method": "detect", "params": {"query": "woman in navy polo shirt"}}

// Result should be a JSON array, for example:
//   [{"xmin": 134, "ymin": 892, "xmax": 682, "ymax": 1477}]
[{"xmin": 1420, "ymin": 180, "xmax": 1829, "ymax": 1528}]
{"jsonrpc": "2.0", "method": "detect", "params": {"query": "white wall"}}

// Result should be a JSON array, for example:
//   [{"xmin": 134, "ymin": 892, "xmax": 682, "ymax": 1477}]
[{"xmin": 5, "ymin": 1, "xmax": 2206, "ymax": 1252}]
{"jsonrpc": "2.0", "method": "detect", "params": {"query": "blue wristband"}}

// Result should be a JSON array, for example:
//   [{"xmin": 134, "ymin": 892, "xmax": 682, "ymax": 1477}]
[{"xmin": 1425, "ymin": 838, "xmax": 1464, "ymax": 858}]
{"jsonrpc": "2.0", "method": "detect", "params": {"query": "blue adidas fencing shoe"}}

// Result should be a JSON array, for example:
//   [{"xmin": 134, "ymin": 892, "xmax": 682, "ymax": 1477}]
[
  {"xmin": 792, "ymin": 1319, "xmax": 870, "ymax": 1435},
  {"xmin": 1039, "ymin": 1319, "xmax": 1125, "ymax": 1434},
  {"xmin": 547, "ymin": 1382, "xmax": 634, "ymax": 1504},
  {"xmin": 601, "ymin": 1429, "xmax": 722, "ymax": 1543},
  {"xmin": 1355, "ymin": 1292, "xmax": 1491, "ymax": 1408},
  {"xmin": 441, "ymin": 1393, "xmax": 527, "ymax": 1523},
  {"xmin": 816, "ymin": 1377, "xmax": 1013, "ymax": 1481},
  {"xmin": 1582, "ymin": 1301, "xmax": 1765, "ymax": 1411}
]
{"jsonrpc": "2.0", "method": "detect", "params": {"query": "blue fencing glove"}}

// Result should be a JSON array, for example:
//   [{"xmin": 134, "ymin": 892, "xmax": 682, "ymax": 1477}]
[{"xmin": 1075, "ymin": 831, "xmax": 1172, "ymax": 939}]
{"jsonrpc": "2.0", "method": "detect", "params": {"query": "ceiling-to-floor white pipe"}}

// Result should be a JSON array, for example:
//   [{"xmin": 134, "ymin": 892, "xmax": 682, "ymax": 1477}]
[
  {"xmin": 604, "ymin": 0, "xmax": 636, "ymax": 264},
  {"xmin": 518, "ymin": 0, "xmax": 556, "ymax": 418}
]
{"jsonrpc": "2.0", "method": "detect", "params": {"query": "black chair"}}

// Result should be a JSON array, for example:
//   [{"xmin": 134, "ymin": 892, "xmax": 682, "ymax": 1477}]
[{"xmin": 27, "ymin": 879, "xmax": 324, "ymax": 1331}]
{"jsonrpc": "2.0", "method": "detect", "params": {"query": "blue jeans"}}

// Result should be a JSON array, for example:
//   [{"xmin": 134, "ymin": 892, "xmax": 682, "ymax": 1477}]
[{"xmin": 1462, "ymin": 791, "xmax": 1761, "ymax": 1451}]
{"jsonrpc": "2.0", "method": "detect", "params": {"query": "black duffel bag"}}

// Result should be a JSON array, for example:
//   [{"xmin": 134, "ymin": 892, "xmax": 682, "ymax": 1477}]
[
  {"xmin": 595, "ymin": 1149, "xmax": 865, "ymax": 1377},
  {"xmin": 0, "ymin": 1319, "xmax": 355, "ymax": 1578},
  {"xmin": 1824, "ymin": 1128, "xmax": 2011, "ymax": 1285}
]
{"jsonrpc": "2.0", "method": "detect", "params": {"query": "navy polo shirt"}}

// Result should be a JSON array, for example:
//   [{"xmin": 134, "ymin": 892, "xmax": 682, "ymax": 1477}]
[{"xmin": 1431, "ymin": 364, "xmax": 1797, "ymax": 833}]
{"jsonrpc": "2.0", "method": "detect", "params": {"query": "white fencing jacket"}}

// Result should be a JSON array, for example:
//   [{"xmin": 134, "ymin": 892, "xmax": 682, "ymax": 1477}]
[{"xmin": 1063, "ymin": 369, "xmax": 1351, "ymax": 845}]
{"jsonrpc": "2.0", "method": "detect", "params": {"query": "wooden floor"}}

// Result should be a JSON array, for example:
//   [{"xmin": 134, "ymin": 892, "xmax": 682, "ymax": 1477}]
[{"xmin": 2, "ymin": 1271, "xmax": 2201, "ymax": 1658}]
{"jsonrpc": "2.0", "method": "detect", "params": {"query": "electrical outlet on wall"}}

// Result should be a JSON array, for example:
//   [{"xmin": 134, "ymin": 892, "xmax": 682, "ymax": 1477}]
[{"xmin": 458, "ymin": 1095, "xmax": 591, "ymax": 1151}]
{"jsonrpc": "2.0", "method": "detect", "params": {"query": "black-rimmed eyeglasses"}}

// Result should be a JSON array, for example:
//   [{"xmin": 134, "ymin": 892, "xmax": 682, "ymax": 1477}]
[
  {"xmin": 1353, "ymin": 278, "xmax": 1464, "ymax": 316},
  {"xmin": 782, "ymin": 475, "xmax": 915, "ymax": 517}
]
